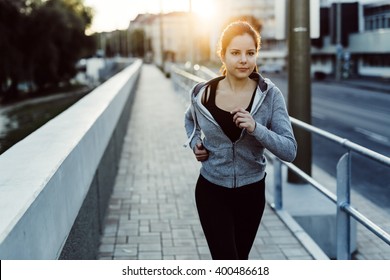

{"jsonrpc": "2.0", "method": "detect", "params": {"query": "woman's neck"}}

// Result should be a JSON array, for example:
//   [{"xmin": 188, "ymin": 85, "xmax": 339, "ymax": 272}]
[{"xmin": 223, "ymin": 75, "xmax": 253, "ymax": 95}]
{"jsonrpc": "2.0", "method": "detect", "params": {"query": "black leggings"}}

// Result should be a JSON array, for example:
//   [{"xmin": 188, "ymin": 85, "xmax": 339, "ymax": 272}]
[{"xmin": 195, "ymin": 174, "xmax": 266, "ymax": 260}]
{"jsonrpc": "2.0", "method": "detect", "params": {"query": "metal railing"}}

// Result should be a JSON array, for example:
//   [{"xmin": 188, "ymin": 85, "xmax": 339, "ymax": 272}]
[
  {"xmin": 171, "ymin": 66, "xmax": 205, "ymax": 96},
  {"xmin": 170, "ymin": 64, "xmax": 390, "ymax": 260},
  {"xmin": 272, "ymin": 117, "xmax": 390, "ymax": 260}
]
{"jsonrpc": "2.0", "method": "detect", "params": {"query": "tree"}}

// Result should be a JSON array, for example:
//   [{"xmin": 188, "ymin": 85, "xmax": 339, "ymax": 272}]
[
  {"xmin": 129, "ymin": 29, "xmax": 145, "ymax": 57},
  {"xmin": 0, "ymin": 0, "xmax": 96, "ymax": 101},
  {"xmin": 0, "ymin": 0, "xmax": 25, "ymax": 99},
  {"xmin": 28, "ymin": 0, "xmax": 95, "ymax": 89}
]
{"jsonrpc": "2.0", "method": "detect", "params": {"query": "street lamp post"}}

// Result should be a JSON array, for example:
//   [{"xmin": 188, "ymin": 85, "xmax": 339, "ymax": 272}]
[
  {"xmin": 335, "ymin": 2, "xmax": 342, "ymax": 81},
  {"xmin": 160, "ymin": 0, "xmax": 165, "ymax": 71},
  {"xmin": 189, "ymin": 0, "xmax": 195, "ymax": 67},
  {"xmin": 288, "ymin": 0, "xmax": 312, "ymax": 183}
]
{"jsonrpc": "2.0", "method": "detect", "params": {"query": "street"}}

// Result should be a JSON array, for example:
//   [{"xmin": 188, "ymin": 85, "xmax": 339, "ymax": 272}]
[{"xmin": 269, "ymin": 74, "xmax": 390, "ymax": 209}]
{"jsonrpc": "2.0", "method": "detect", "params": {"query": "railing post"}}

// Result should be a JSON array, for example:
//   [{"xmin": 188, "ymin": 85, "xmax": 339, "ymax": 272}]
[
  {"xmin": 336, "ymin": 153, "xmax": 351, "ymax": 260},
  {"xmin": 273, "ymin": 159, "xmax": 283, "ymax": 210}
]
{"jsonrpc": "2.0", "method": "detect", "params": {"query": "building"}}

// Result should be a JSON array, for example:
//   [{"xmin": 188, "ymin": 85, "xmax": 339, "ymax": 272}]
[
  {"xmin": 312, "ymin": 0, "xmax": 390, "ymax": 79},
  {"xmin": 129, "ymin": 12, "xmax": 195, "ymax": 68},
  {"xmin": 128, "ymin": 0, "xmax": 389, "ymax": 79},
  {"xmin": 128, "ymin": 0, "xmax": 279, "ymax": 68}
]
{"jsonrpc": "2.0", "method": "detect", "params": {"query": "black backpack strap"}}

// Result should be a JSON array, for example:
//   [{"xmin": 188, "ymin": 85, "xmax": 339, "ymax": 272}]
[
  {"xmin": 192, "ymin": 81, "xmax": 206, "ymax": 97},
  {"xmin": 192, "ymin": 76, "xmax": 225, "ymax": 97}
]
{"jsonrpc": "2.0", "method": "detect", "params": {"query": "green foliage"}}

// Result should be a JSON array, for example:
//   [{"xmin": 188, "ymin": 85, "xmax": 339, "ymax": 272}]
[
  {"xmin": 0, "ymin": 0, "xmax": 96, "ymax": 101},
  {"xmin": 129, "ymin": 29, "xmax": 145, "ymax": 57},
  {"xmin": 0, "ymin": 1, "xmax": 23, "ymax": 98}
]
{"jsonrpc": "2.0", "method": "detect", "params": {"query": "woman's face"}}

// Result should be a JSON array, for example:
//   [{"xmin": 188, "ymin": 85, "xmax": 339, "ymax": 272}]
[{"xmin": 222, "ymin": 33, "xmax": 258, "ymax": 79}]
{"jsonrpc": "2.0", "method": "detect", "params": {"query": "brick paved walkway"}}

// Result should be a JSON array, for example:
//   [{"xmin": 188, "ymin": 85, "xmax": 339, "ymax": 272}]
[{"xmin": 97, "ymin": 65, "xmax": 315, "ymax": 260}]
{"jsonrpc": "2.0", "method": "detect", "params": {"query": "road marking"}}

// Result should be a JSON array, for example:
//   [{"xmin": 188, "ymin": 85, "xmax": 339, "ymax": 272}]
[{"xmin": 354, "ymin": 127, "xmax": 390, "ymax": 145}]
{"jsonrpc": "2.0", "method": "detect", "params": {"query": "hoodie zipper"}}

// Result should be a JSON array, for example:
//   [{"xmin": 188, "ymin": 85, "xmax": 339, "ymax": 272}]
[
  {"xmin": 197, "ymin": 95, "xmax": 245, "ymax": 188},
  {"xmin": 232, "ymin": 142, "xmax": 237, "ymax": 188}
]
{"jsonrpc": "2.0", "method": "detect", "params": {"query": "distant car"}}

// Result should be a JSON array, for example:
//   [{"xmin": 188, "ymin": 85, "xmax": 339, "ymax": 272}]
[
  {"xmin": 313, "ymin": 71, "xmax": 327, "ymax": 80},
  {"xmin": 260, "ymin": 64, "xmax": 283, "ymax": 73}
]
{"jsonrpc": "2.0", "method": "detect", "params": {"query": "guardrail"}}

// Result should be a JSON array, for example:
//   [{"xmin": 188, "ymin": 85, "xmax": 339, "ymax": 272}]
[
  {"xmin": 170, "ymin": 64, "xmax": 390, "ymax": 260},
  {"xmin": 272, "ymin": 117, "xmax": 390, "ymax": 260},
  {"xmin": 0, "ymin": 59, "xmax": 142, "ymax": 259}
]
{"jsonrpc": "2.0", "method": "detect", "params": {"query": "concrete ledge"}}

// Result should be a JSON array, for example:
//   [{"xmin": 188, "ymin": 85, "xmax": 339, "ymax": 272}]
[
  {"xmin": 59, "ymin": 67, "xmax": 139, "ymax": 259},
  {"xmin": 0, "ymin": 59, "xmax": 142, "ymax": 259},
  {"xmin": 272, "ymin": 209, "xmax": 330, "ymax": 260}
]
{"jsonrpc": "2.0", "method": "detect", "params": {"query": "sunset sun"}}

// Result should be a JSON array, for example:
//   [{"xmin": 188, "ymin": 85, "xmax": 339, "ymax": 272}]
[{"xmin": 192, "ymin": 0, "xmax": 217, "ymax": 21}]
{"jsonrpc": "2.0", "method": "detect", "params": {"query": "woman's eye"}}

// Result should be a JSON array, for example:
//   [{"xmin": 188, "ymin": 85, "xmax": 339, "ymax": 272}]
[{"xmin": 231, "ymin": 52, "xmax": 239, "ymax": 55}]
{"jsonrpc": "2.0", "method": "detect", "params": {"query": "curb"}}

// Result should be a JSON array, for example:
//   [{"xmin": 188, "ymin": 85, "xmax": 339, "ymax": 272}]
[{"xmin": 270, "ymin": 205, "xmax": 330, "ymax": 260}]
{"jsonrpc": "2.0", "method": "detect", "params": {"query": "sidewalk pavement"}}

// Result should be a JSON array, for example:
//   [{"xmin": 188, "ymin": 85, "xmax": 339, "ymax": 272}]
[{"xmin": 97, "ymin": 64, "xmax": 317, "ymax": 260}]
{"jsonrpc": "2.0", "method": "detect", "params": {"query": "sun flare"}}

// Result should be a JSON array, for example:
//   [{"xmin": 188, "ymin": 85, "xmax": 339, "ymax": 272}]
[{"xmin": 192, "ymin": 0, "xmax": 217, "ymax": 21}]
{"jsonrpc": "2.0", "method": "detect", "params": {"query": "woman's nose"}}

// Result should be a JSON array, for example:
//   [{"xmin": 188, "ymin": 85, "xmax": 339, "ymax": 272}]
[{"xmin": 240, "ymin": 54, "xmax": 247, "ymax": 63}]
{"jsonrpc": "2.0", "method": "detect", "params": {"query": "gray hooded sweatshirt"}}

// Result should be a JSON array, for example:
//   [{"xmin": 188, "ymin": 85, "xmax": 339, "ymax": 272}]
[{"xmin": 184, "ymin": 72, "xmax": 297, "ymax": 188}]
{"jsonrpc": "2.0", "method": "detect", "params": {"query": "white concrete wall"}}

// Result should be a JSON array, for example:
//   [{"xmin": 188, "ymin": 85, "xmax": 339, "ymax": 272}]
[
  {"xmin": 0, "ymin": 59, "xmax": 142, "ymax": 259},
  {"xmin": 358, "ymin": 63, "xmax": 390, "ymax": 78},
  {"xmin": 349, "ymin": 30, "xmax": 390, "ymax": 53}
]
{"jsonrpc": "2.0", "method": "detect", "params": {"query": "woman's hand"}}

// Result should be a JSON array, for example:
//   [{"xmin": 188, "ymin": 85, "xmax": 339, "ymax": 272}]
[
  {"xmin": 231, "ymin": 108, "xmax": 256, "ymax": 133},
  {"xmin": 194, "ymin": 142, "xmax": 209, "ymax": 162}
]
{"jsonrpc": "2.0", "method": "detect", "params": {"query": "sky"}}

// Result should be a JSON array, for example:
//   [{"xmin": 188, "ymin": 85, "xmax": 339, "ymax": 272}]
[
  {"xmin": 84, "ymin": 0, "xmax": 379, "ymax": 34},
  {"xmin": 84, "ymin": 0, "xmax": 212, "ymax": 33}
]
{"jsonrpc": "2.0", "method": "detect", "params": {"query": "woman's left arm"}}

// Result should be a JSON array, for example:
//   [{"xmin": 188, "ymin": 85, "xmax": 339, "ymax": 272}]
[{"xmin": 248, "ymin": 90, "xmax": 297, "ymax": 162}]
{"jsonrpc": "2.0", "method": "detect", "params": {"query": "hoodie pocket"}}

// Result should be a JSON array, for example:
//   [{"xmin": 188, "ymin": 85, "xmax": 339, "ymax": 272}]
[{"xmin": 201, "ymin": 146, "xmax": 233, "ymax": 178}]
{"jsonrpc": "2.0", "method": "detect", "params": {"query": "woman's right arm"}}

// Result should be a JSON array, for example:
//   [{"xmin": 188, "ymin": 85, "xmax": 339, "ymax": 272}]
[{"xmin": 184, "ymin": 102, "xmax": 201, "ymax": 150}]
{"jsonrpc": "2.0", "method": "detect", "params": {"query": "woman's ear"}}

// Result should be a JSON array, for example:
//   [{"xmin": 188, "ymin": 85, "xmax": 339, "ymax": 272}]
[{"xmin": 220, "ymin": 53, "xmax": 225, "ymax": 64}]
